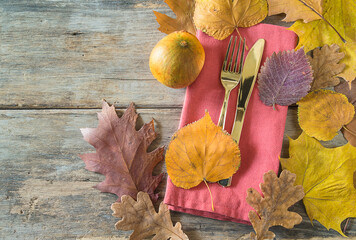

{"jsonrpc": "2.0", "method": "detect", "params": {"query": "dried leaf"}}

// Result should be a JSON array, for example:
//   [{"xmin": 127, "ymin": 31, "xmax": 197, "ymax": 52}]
[
  {"xmin": 112, "ymin": 192, "xmax": 189, "ymax": 240},
  {"xmin": 308, "ymin": 44, "xmax": 345, "ymax": 90},
  {"xmin": 297, "ymin": 89, "xmax": 355, "ymax": 141},
  {"xmin": 193, "ymin": 0, "xmax": 268, "ymax": 40},
  {"xmin": 268, "ymin": 0, "xmax": 323, "ymax": 23},
  {"xmin": 289, "ymin": 0, "xmax": 356, "ymax": 85},
  {"xmin": 165, "ymin": 112, "xmax": 240, "ymax": 189},
  {"xmin": 281, "ymin": 132, "xmax": 356, "ymax": 236},
  {"xmin": 258, "ymin": 48, "xmax": 313, "ymax": 108},
  {"xmin": 153, "ymin": 0, "xmax": 196, "ymax": 35},
  {"xmin": 335, "ymin": 78, "xmax": 356, "ymax": 108},
  {"xmin": 335, "ymin": 80, "xmax": 356, "ymax": 146},
  {"xmin": 80, "ymin": 101, "xmax": 164, "ymax": 202},
  {"xmin": 246, "ymin": 170, "xmax": 304, "ymax": 240}
]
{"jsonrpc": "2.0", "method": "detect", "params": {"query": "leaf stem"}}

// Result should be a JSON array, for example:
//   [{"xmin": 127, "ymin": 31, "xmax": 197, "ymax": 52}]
[
  {"xmin": 203, "ymin": 179, "xmax": 214, "ymax": 211},
  {"xmin": 343, "ymin": 125, "xmax": 356, "ymax": 137},
  {"xmin": 297, "ymin": 0, "xmax": 346, "ymax": 43}
]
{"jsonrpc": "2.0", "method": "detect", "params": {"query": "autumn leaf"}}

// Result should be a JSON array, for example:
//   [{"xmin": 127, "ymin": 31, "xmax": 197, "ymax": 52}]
[
  {"xmin": 289, "ymin": 0, "xmax": 356, "ymax": 85},
  {"xmin": 193, "ymin": 0, "xmax": 268, "ymax": 40},
  {"xmin": 111, "ymin": 192, "xmax": 188, "ymax": 240},
  {"xmin": 308, "ymin": 44, "xmax": 345, "ymax": 90},
  {"xmin": 297, "ymin": 90, "xmax": 355, "ymax": 141},
  {"xmin": 165, "ymin": 111, "xmax": 240, "ymax": 209},
  {"xmin": 153, "ymin": 0, "xmax": 196, "ymax": 35},
  {"xmin": 258, "ymin": 48, "xmax": 313, "ymax": 108},
  {"xmin": 246, "ymin": 170, "xmax": 304, "ymax": 240},
  {"xmin": 335, "ymin": 80, "xmax": 356, "ymax": 146},
  {"xmin": 80, "ymin": 101, "xmax": 164, "ymax": 202},
  {"xmin": 268, "ymin": 0, "xmax": 323, "ymax": 23},
  {"xmin": 281, "ymin": 132, "xmax": 356, "ymax": 236}
]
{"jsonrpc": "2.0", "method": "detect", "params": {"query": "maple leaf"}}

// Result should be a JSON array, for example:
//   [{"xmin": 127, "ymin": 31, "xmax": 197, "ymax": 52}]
[
  {"xmin": 335, "ymin": 80, "xmax": 356, "ymax": 146},
  {"xmin": 246, "ymin": 170, "xmax": 304, "ymax": 240},
  {"xmin": 153, "ymin": 0, "xmax": 196, "ymax": 35},
  {"xmin": 193, "ymin": 0, "xmax": 268, "ymax": 40},
  {"xmin": 308, "ymin": 44, "xmax": 345, "ymax": 90},
  {"xmin": 80, "ymin": 101, "xmax": 164, "ymax": 202},
  {"xmin": 289, "ymin": 0, "xmax": 356, "ymax": 85},
  {"xmin": 281, "ymin": 132, "xmax": 356, "ymax": 236},
  {"xmin": 111, "ymin": 192, "xmax": 189, "ymax": 240},
  {"xmin": 268, "ymin": 0, "xmax": 323, "ymax": 23},
  {"xmin": 165, "ymin": 111, "xmax": 240, "ymax": 210},
  {"xmin": 297, "ymin": 89, "xmax": 355, "ymax": 141},
  {"xmin": 258, "ymin": 48, "xmax": 313, "ymax": 108}
]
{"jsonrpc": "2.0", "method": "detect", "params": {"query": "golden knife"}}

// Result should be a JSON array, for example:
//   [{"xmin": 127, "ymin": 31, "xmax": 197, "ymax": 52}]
[{"xmin": 218, "ymin": 39, "xmax": 265, "ymax": 187}]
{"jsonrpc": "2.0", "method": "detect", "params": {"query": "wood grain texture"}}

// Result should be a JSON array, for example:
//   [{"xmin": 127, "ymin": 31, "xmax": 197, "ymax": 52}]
[
  {"xmin": 0, "ymin": 109, "xmax": 352, "ymax": 239},
  {"xmin": 0, "ymin": 0, "xmax": 354, "ymax": 239}
]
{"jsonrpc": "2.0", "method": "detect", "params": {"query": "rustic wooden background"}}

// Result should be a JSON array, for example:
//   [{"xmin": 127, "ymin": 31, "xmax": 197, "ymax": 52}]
[{"xmin": 0, "ymin": 1, "xmax": 355, "ymax": 239}]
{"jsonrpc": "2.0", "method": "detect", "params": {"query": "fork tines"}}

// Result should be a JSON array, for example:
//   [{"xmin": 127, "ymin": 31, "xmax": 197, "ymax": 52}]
[{"xmin": 222, "ymin": 36, "xmax": 245, "ymax": 73}]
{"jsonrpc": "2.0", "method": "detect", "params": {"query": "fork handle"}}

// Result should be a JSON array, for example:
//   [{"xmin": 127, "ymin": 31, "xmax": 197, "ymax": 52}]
[{"xmin": 218, "ymin": 89, "xmax": 231, "ymax": 128}]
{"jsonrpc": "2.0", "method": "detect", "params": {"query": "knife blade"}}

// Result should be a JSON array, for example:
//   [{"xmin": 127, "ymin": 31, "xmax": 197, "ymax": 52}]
[
  {"xmin": 231, "ymin": 38, "xmax": 265, "ymax": 143},
  {"xmin": 218, "ymin": 38, "xmax": 265, "ymax": 187}
]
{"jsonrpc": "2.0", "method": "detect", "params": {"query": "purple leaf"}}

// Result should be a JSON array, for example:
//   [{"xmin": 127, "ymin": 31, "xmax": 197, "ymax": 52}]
[
  {"xmin": 335, "ymin": 79, "xmax": 356, "ymax": 110},
  {"xmin": 258, "ymin": 48, "xmax": 313, "ymax": 108}
]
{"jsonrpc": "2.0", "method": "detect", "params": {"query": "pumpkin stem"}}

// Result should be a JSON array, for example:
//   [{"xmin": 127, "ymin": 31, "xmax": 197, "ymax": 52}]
[
  {"xmin": 203, "ymin": 179, "xmax": 214, "ymax": 211},
  {"xmin": 180, "ymin": 40, "xmax": 188, "ymax": 47}
]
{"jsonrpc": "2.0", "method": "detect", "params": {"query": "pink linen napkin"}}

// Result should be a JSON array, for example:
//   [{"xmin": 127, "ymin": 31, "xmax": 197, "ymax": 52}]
[{"xmin": 164, "ymin": 23, "xmax": 297, "ymax": 224}]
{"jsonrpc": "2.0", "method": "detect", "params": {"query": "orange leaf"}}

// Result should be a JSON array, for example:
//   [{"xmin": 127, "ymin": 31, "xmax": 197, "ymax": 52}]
[
  {"xmin": 153, "ymin": 0, "xmax": 196, "ymax": 35},
  {"xmin": 297, "ymin": 90, "xmax": 355, "ymax": 141},
  {"xmin": 165, "ymin": 112, "xmax": 240, "ymax": 210}
]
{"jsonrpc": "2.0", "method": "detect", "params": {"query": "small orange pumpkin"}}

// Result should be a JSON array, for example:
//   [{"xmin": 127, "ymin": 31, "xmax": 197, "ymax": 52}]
[{"xmin": 149, "ymin": 31, "xmax": 205, "ymax": 89}]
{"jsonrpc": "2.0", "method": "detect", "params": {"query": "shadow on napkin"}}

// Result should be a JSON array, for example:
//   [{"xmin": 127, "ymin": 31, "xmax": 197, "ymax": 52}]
[{"xmin": 164, "ymin": 23, "xmax": 297, "ymax": 224}]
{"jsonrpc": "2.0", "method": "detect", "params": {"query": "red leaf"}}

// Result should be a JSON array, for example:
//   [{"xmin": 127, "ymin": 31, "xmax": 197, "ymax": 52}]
[{"xmin": 80, "ymin": 101, "xmax": 164, "ymax": 202}]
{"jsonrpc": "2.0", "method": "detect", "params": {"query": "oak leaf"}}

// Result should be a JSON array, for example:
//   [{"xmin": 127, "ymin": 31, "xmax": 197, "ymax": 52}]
[
  {"xmin": 268, "ymin": 0, "xmax": 323, "ymax": 23},
  {"xmin": 289, "ymin": 0, "xmax": 356, "ymax": 85},
  {"xmin": 335, "ymin": 80, "xmax": 356, "ymax": 146},
  {"xmin": 297, "ymin": 90, "xmax": 355, "ymax": 141},
  {"xmin": 258, "ymin": 48, "xmax": 313, "ymax": 108},
  {"xmin": 281, "ymin": 132, "xmax": 356, "ymax": 236},
  {"xmin": 308, "ymin": 44, "xmax": 345, "ymax": 90},
  {"xmin": 111, "ymin": 192, "xmax": 188, "ymax": 240},
  {"xmin": 193, "ymin": 0, "xmax": 268, "ymax": 40},
  {"xmin": 246, "ymin": 170, "xmax": 304, "ymax": 240},
  {"xmin": 153, "ymin": 0, "xmax": 196, "ymax": 35},
  {"xmin": 165, "ymin": 112, "xmax": 240, "ymax": 209},
  {"xmin": 80, "ymin": 101, "xmax": 164, "ymax": 202}
]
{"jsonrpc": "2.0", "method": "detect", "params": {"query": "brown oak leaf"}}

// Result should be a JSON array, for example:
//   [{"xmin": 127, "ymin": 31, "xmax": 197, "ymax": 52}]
[
  {"xmin": 111, "ymin": 192, "xmax": 189, "ymax": 240},
  {"xmin": 153, "ymin": 0, "xmax": 196, "ymax": 35},
  {"xmin": 246, "ymin": 170, "xmax": 305, "ymax": 240},
  {"xmin": 308, "ymin": 44, "xmax": 345, "ymax": 91},
  {"xmin": 80, "ymin": 101, "xmax": 164, "ymax": 202}
]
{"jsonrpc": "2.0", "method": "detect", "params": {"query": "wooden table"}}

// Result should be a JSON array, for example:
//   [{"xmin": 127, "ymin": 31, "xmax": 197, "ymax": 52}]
[{"xmin": 1, "ymin": 1, "xmax": 355, "ymax": 239}]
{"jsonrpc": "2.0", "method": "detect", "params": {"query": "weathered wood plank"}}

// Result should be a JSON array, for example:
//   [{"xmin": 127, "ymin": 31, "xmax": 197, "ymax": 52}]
[
  {"xmin": 0, "ymin": 109, "xmax": 352, "ymax": 239},
  {"xmin": 0, "ymin": 1, "xmax": 290, "ymax": 109}
]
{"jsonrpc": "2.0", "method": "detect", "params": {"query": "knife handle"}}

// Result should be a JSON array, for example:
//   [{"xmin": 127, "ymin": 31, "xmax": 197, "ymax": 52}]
[{"xmin": 231, "ymin": 107, "xmax": 245, "ymax": 143}]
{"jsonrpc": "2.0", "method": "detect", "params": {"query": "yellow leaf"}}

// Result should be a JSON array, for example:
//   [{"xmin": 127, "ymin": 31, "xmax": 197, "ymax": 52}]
[
  {"xmin": 289, "ymin": 0, "xmax": 356, "ymax": 85},
  {"xmin": 165, "ymin": 111, "xmax": 240, "ymax": 189},
  {"xmin": 281, "ymin": 132, "xmax": 356, "ymax": 236},
  {"xmin": 153, "ymin": 0, "xmax": 196, "ymax": 35},
  {"xmin": 193, "ymin": 0, "xmax": 268, "ymax": 40},
  {"xmin": 268, "ymin": 0, "xmax": 323, "ymax": 23},
  {"xmin": 297, "ymin": 90, "xmax": 355, "ymax": 141}
]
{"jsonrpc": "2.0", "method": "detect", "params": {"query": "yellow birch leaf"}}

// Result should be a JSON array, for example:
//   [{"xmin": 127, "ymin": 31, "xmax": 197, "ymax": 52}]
[
  {"xmin": 193, "ymin": 0, "xmax": 268, "ymax": 40},
  {"xmin": 268, "ymin": 0, "xmax": 323, "ymax": 23},
  {"xmin": 297, "ymin": 89, "xmax": 355, "ymax": 141},
  {"xmin": 153, "ymin": 0, "xmax": 196, "ymax": 35},
  {"xmin": 281, "ymin": 132, "xmax": 356, "ymax": 236},
  {"xmin": 289, "ymin": 0, "xmax": 356, "ymax": 85},
  {"xmin": 165, "ymin": 111, "xmax": 240, "ymax": 189}
]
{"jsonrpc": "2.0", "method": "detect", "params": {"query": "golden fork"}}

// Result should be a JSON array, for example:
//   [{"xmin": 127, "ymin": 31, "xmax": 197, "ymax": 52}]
[{"xmin": 218, "ymin": 36, "xmax": 246, "ymax": 129}]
